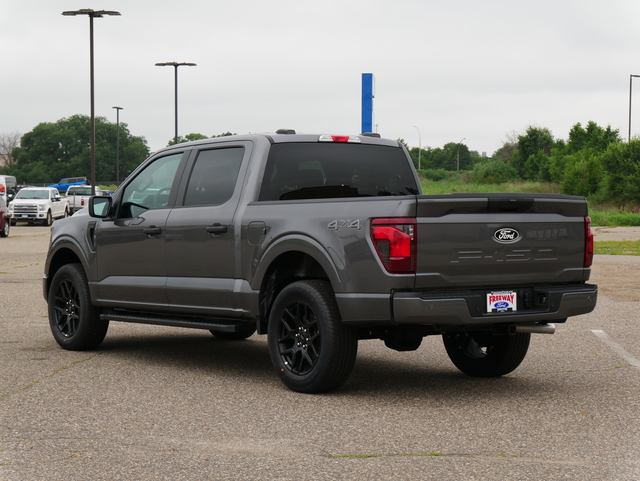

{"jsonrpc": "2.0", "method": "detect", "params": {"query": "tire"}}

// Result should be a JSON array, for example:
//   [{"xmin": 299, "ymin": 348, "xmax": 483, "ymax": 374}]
[
  {"xmin": 0, "ymin": 219, "xmax": 9, "ymax": 237},
  {"xmin": 48, "ymin": 263, "xmax": 108, "ymax": 350},
  {"xmin": 10, "ymin": 220, "xmax": 16, "ymax": 226},
  {"xmin": 443, "ymin": 331, "xmax": 531, "ymax": 377},
  {"xmin": 43, "ymin": 210, "xmax": 52, "ymax": 226},
  {"xmin": 268, "ymin": 280, "xmax": 358, "ymax": 393},
  {"xmin": 210, "ymin": 322, "xmax": 256, "ymax": 340}
]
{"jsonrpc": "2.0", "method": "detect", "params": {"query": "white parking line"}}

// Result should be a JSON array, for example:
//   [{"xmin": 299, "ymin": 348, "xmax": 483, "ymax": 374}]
[{"xmin": 591, "ymin": 330, "xmax": 640, "ymax": 370}]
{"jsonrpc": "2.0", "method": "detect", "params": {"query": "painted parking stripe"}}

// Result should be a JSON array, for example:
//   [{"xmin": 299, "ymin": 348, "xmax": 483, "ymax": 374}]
[{"xmin": 591, "ymin": 330, "xmax": 640, "ymax": 370}]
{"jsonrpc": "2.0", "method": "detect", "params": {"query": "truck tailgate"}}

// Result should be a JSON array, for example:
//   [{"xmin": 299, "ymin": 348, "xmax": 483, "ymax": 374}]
[{"xmin": 414, "ymin": 193, "xmax": 590, "ymax": 289}]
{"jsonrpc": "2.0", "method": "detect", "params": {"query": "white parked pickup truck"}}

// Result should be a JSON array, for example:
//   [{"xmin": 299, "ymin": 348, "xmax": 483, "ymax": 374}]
[
  {"xmin": 9, "ymin": 187, "xmax": 69, "ymax": 226},
  {"xmin": 66, "ymin": 185, "xmax": 103, "ymax": 213}
]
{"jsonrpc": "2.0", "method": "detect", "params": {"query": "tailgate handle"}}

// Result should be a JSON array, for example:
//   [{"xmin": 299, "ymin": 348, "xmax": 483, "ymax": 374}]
[
  {"xmin": 143, "ymin": 226, "xmax": 162, "ymax": 236},
  {"xmin": 206, "ymin": 224, "xmax": 228, "ymax": 235}
]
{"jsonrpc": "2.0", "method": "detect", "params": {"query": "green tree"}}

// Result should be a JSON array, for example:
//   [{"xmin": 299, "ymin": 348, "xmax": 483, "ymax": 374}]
[
  {"xmin": 549, "ymin": 121, "xmax": 620, "ymax": 184},
  {"xmin": 9, "ymin": 115, "xmax": 149, "ymax": 183},
  {"xmin": 561, "ymin": 150, "xmax": 604, "ymax": 197},
  {"xmin": 421, "ymin": 142, "xmax": 472, "ymax": 171},
  {"xmin": 515, "ymin": 126, "xmax": 554, "ymax": 180},
  {"xmin": 599, "ymin": 140, "xmax": 640, "ymax": 204}
]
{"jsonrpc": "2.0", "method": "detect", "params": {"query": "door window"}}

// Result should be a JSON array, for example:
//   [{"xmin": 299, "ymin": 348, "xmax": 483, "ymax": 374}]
[
  {"xmin": 119, "ymin": 153, "xmax": 183, "ymax": 218},
  {"xmin": 183, "ymin": 147, "xmax": 244, "ymax": 206}
]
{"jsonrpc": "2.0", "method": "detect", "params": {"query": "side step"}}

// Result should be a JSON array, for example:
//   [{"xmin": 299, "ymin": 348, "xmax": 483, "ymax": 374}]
[{"xmin": 100, "ymin": 309, "xmax": 248, "ymax": 333}]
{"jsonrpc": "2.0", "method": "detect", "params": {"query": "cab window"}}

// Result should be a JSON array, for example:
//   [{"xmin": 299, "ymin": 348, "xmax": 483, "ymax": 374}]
[
  {"xmin": 118, "ymin": 153, "xmax": 182, "ymax": 218},
  {"xmin": 183, "ymin": 147, "xmax": 244, "ymax": 206}
]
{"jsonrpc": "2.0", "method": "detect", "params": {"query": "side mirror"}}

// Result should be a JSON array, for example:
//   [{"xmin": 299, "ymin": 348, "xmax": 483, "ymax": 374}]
[{"xmin": 89, "ymin": 196, "xmax": 112, "ymax": 218}]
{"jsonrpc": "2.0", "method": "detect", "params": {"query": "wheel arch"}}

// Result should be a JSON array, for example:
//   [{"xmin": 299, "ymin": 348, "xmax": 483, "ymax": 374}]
[
  {"xmin": 253, "ymin": 236, "xmax": 343, "ymax": 334},
  {"xmin": 44, "ymin": 242, "xmax": 89, "ymax": 301}
]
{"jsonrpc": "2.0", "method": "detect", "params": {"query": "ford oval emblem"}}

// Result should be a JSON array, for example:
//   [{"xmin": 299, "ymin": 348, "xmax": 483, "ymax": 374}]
[{"xmin": 494, "ymin": 228, "xmax": 520, "ymax": 243}]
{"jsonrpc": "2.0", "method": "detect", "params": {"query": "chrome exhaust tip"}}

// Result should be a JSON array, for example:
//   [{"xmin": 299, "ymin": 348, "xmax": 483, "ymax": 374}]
[{"xmin": 516, "ymin": 323, "xmax": 556, "ymax": 335}]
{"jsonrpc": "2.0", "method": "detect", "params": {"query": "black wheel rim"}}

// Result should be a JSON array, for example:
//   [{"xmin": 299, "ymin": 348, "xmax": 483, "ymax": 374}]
[
  {"xmin": 277, "ymin": 301, "xmax": 321, "ymax": 375},
  {"xmin": 53, "ymin": 279, "xmax": 81, "ymax": 337}
]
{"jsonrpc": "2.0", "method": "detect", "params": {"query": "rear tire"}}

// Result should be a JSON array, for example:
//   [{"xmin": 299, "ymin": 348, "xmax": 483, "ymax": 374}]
[
  {"xmin": 268, "ymin": 280, "xmax": 357, "ymax": 393},
  {"xmin": 443, "ymin": 331, "xmax": 530, "ymax": 377},
  {"xmin": 48, "ymin": 263, "xmax": 108, "ymax": 350}
]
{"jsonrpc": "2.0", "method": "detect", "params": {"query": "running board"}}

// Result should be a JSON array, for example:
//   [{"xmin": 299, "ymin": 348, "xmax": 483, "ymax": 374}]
[{"xmin": 100, "ymin": 310, "xmax": 248, "ymax": 333}]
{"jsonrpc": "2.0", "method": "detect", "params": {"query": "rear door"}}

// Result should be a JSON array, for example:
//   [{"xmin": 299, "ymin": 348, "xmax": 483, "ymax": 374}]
[
  {"xmin": 164, "ymin": 142, "xmax": 250, "ymax": 317},
  {"xmin": 414, "ymin": 193, "xmax": 588, "ymax": 289}
]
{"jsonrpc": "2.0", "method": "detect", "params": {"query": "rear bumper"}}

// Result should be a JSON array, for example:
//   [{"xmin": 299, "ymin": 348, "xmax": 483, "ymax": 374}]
[{"xmin": 392, "ymin": 284, "xmax": 598, "ymax": 327}]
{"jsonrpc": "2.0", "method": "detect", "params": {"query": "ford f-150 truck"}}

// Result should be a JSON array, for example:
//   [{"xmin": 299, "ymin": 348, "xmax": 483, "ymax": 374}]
[
  {"xmin": 66, "ymin": 185, "xmax": 104, "ymax": 213},
  {"xmin": 43, "ymin": 131, "xmax": 597, "ymax": 393},
  {"xmin": 10, "ymin": 187, "xmax": 70, "ymax": 226}
]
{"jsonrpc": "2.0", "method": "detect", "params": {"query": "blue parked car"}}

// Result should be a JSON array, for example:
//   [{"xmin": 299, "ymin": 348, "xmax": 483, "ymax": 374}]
[{"xmin": 48, "ymin": 177, "xmax": 88, "ymax": 193}]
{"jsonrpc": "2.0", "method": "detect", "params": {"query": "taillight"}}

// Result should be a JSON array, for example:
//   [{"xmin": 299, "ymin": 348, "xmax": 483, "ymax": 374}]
[
  {"xmin": 371, "ymin": 218, "xmax": 417, "ymax": 273},
  {"xmin": 81, "ymin": 198, "xmax": 85, "ymax": 206},
  {"xmin": 584, "ymin": 216, "xmax": 594, "ymax": 268}
]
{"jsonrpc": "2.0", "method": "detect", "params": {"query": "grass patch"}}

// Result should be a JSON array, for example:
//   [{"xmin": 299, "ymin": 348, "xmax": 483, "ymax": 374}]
[
  {"xmin": 588, "ymin": 209, "xmax": 640, "ymax": 227},
  {"xmin": 420, "ymin": 180, "xmax": 562, "ymax": 195},
  {"xmin": 594, "ymin": 240, "xmax": 640, "ymax": 255}
]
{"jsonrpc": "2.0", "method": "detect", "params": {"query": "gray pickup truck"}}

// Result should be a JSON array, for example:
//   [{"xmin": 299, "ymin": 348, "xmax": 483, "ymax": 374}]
[{"xmin": 43, "ymin": 131, "xmax": 597, "ymax": 393}]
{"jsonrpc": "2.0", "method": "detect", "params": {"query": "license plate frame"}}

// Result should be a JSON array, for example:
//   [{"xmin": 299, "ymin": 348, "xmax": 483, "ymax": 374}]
[{"xmin": 487, "ymin": 291, "xmax": 517, "ymax": 313}]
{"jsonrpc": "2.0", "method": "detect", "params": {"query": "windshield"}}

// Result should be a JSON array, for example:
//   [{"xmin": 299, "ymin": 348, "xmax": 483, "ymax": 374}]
[{"xmin": 16, "ymin": 190, "xmax": 49, "ymax": 200}]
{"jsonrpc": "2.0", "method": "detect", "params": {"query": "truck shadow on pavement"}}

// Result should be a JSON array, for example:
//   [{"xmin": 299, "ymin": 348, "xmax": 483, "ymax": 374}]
[{"xmin": 93, "ymin": 329, "xmax": 552, "ymax": 399}]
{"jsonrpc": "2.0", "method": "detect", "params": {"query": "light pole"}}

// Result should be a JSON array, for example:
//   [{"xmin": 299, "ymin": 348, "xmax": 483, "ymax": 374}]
[
  {"xmin": 155, "ymin": 62, "xmax": 197, "ymax": 145},
  {"xmin": 112, "ymin": 106, "xmax": 123, "ymax": 183},
  {"xmin": 456, "ymin": 138, "xmax": 466, "ymax": 171},
  {"xmin": 62, "ymin": 9, "xmax": 121, "ymax": 193},
  {"xmin": 629, "ymin": 75, "xmax": 640, "ymax": 142},
  {"xmin": 413, "ymin": 126, "xmax": 421, "ymax": 170}
]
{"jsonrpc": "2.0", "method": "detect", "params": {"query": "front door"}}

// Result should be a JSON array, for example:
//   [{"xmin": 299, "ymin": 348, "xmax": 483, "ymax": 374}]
[{"xmin": 93, "ymin": 152, "xmax": 185, "ymax": 309}]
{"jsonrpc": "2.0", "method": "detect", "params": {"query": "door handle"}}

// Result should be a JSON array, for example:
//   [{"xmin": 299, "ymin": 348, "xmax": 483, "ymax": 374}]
[
  {"xmin": 143, "ymin": 226, "xmax": 162, "ymax": 236},
  {"xmin": 206, "ymin": 224, "xmax": 228, "ymax": 235}
]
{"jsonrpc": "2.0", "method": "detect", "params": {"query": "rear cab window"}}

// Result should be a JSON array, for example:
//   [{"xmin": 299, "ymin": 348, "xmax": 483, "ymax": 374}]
[{"xmin": 258, "ymin": 142, "xmax": 419, "ymax": 201}]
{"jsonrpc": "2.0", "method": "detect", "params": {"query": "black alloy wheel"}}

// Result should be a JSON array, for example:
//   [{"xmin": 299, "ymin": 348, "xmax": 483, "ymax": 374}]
[
  {"xmin": 268, "ymin": 280, "xmax": 357, "ymax": 393},
  {"xmin": 48, "ymin": 263, "xmax": 108, "ymax": 350}
]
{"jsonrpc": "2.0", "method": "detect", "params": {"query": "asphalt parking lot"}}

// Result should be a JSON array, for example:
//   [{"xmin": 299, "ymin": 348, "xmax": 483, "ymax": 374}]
[{"xmin": 1, "ymin": 225, "xmax": 639, "ymax": 480}]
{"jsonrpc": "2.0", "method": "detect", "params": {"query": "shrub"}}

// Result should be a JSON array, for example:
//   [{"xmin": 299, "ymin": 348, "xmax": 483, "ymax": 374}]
[{"xmin": 472, "ymin": 160, "xmax": 519, "ymax": 184}]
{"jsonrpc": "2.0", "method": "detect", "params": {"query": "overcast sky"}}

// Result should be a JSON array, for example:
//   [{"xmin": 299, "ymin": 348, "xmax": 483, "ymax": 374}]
[{"xmin": 2, "ymin": 0, "xmax": 640, "ymax": 156}]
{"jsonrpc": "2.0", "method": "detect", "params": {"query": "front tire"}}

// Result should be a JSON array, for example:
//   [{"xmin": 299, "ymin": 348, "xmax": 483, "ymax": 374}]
[
  {"xmin": 43, "ymin": 210, "xmax": 52, "ymax": 226},
  {"xmin": 0, "ymin": 220, "xmax": 9, "ymax": 237},
  {"xmin": 48, "ymin": 263, "xmax": 108, "ymax": 350},
  {"xmin": 443, "ymin": 331, "xmax": 530, "ymax": 377},
  {"xmin": 268, "ymin": 280, "xmax": 357, "ymax": 393}
]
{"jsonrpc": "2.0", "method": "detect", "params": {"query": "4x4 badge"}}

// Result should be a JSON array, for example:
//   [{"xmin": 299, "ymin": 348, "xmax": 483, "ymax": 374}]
[{"xmin": 494, "ymin": 228, "xmax": 520, "ymax": 243}]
